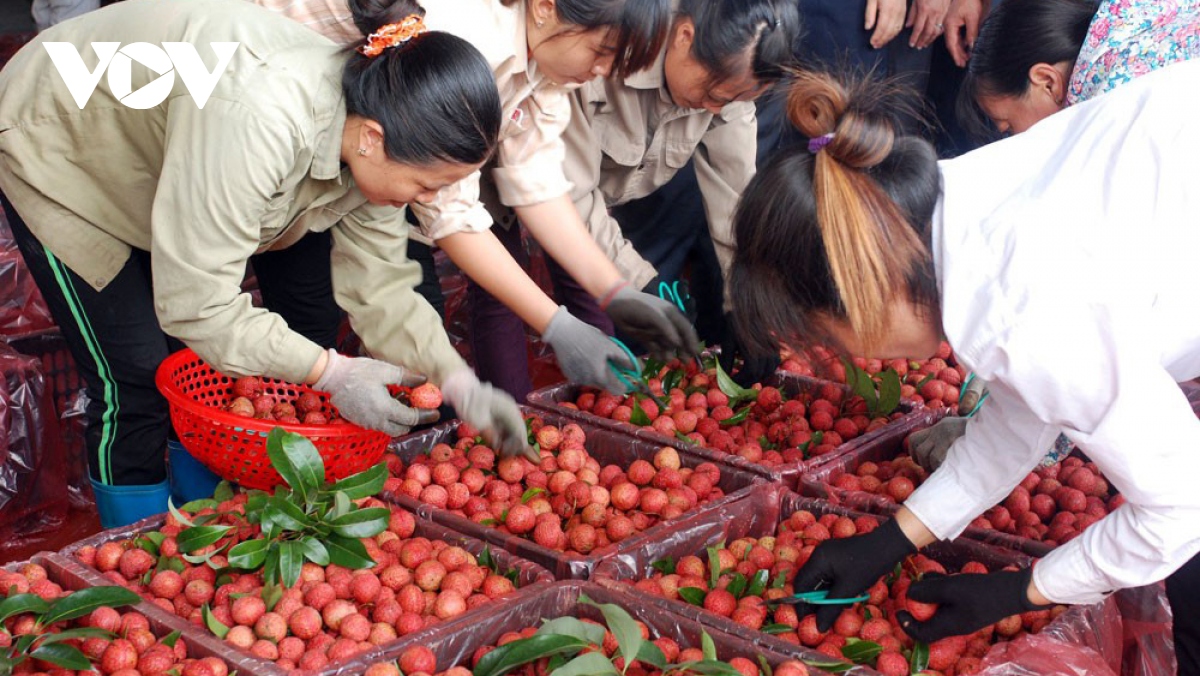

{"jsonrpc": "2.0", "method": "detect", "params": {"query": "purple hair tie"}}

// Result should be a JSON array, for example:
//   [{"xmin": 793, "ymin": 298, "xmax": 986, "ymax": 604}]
[{"xmin": 808, "ymin": 133, "xmax": 835, "ymax": 154}]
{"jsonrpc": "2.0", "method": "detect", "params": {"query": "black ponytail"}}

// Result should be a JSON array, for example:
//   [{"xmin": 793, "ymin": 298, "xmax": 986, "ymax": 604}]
[
  {"xmin": 342, "ymin": 9, "xmax": 502, "ymax": 166},
  {"xmin": 679, "ymin": 0, "xmax": 801, "ymax": 85},
  {"xmin": 958, "ymin": 0, "xmax": 1098, "ymax": 137}
]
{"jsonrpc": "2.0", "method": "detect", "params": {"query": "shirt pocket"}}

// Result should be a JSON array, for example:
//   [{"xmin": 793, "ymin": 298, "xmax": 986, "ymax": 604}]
[
  {"xmin": 664, "ymin": 139, "xmax": 696, "ymax": 170},
  {"xmin": 596, "ymin": 119, "xmax": 646, "ymax": 168},
  {"xmin": 256, "ymin": 193, "xmax": 294, "ymax": 248}
]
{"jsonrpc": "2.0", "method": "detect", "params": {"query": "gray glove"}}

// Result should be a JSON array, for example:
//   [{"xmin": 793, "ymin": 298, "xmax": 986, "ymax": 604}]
[
  {"xmin": 603, "ymin": 284, "xmax": 700, "ymax": 360},
  {"xmin": 959, "ymin": 375, "xmax": 988, "ymax": 414},
  {"xmin": 542, "ymin": 307, "xmax": 636, "ymax": 395},
  {"xmin": 442, "ymin": 369, "xmax": 536, "ymax": 462},
  {"xmin": 313, "ymin": 349, "xmax": 438, "ymax": 437},
  {"xmin": 907, "ymin": 416, "xmax": 969, "ymax": 472}
]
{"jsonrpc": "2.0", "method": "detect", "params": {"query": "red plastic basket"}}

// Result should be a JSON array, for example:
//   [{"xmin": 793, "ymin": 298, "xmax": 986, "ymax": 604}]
[{"xmin": 154, "ymin": 348, "xmax": 389, "ymax": 491}]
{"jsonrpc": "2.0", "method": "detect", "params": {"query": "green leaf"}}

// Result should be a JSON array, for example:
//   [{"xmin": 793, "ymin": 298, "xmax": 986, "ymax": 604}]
[
  {"xmin": 667, "ymin": 661, "xmax": 741, "ymax": 676},
  {"xmin": 261, "ymin": 583, "xmax": 285, "ymax": 610},
  {"xmin": 180, "ymin": 498, "xmax": 219, "ymax": 513},
  {"xmin": 266, "ymin": 428, "xmax": 324, "ymax": 505},
  {"xmin": 480, "ymin": 518, "xmax": 499, "ymax": 527},
  {"xmin": 202, "ymin": 604, "xmax": 230, "ymax": 639},
  {"xmin": 479, "ymin": 546, "xmax": 497, "ymax": 572},
  {"xmin": 549, "ymin": 654, "xmax": 569, "ymax": 673},
  {"xmin": 263, "ymin": 546, "xmax": 281, "ymax": 587},
  {"xmin": 770, "ymin": 570, "xmax": 787, "ymax": 590},
  {"xmin": 135, "ymin": 531, "xmax": 166, "ymax": 555},
  {"xmin": 0, "ymin": 593, "xmax": 50, "ymax": 624},
  {"xmin": 642, "ymin": 358, "xmax": 666, "ymax": 380},
  {"xmin": 28, "ymin": 644, "xmax": 92, "ymax": 670},
  {"xmin": 635, "ymin": 641, "xmax": 666, "ymax": 669},
  {"xmin": 843, "ymin": 359, "xmax": 877, "ymax": 415},
  {"xmin": 714, "ymin": 360, "xmax": 759, "ymax": 406},
  {"xmin": 913, "ymin": 372, "xmax": 936, "ymax": 392},
  {"xmin": 162, "ymin": 630, "xmax": 183, "ymax": 648},
  {"xmin": 673, "ymin": 431, "xmax": 697, "ymax": 445},
  {"xmin": 279, "ymin": 541, "xmax": 304, "ymax": 588},
  {"xmin": 322, "ymin": 491, "xmax": 351, "ymax": 522},
  {"xmin": 661, "ymin": 369, "xmax": 684, "ymax": 395},
  {"xmin": 299, "ymin": 537, "xmax": 330, "ymax": 566},
  {"xmin": 700, "ymin": 632, "xmax": 717, "ymax": 662},
  {"xmin": 840, "ymin": 638, "xmax": 882, "ymax": 666},
  {"xmin": 745, "ymin": 570, "xmax": 768, "ymax": 599},
  {"xmin": 707, "ymin": 546, "xmax": 723, "ymax": 588},
  {"xmin": 549, "ymin": 651, "xmax": 619, "ymax": 676},
  {"xmin": 328, "ymin": 462, "xmax": 388, "ymax": 500},
  {"xmin": 717, "ymin": 404, "xmax": 753, "ymax": 427},
  {"xmin": 328, "ymin": 507, "xmax": 390, "ymax": 539},
  {"xmin": 909, "ymin": 641, "xmax": 930, "ymax": 674},
  {"xmin": 42, "ymin": 586, "xmax": 141, "ymax": 624},
  {"xmin": 726, "ymin": 573, "xmax": 747, "ymax": 599},
  {"xmin": 537, "ymin": 617, "xmax": 605, "ymax": 646},
  {"xmin": 761, "ymin": 624, "xmax": 792, "ymax": 635},
  {"xmin": 579, "ymin": 594, "xmax": 643, "ymax": 671},
  {"xmin": 228, "ymin": 538, "xmax": 270, "ymax": 570},
  {"xmin": 473, "ymin": 634, "xmax": 591, "ymax": 676},
  {"xmin": 33, "ymin": 627, "xmax": 114, "ymax": 645},
  {"xmin": 800, "ymin": 659, "xmax": 853, "ymax": 674},
  {"xmin": 262, "ymin": 496, "xmax": 315, "ymax": 533},
  {"xmin": 757, "ymin": 655, "xmax": 773, "ymax": 676},
  {"xmin": 629, "ymin": 401, "xmax": 652, "ymax": 427},
  {"xmin": 876, "ymin": 369, "xmax": 902, "ymax": 417},
  {"xmin": 521, "ymin": 487, "xmax": 547, "ymax": 504},
  {"xmin": 167, "ymin": 498, "xmax": 197, "ymax": 528},
  {"xmin": 650, "ymin": 557, "xmax": 675, "ymax": 575},
  {"xmin": 213, "ymin": 480, "xmax": 235, "ymax": 502},
  {"xmin": 245, "ymin": 493, "xmax": 268, "ymax": 516},
  {"xmin": 325, "ymin": 534, "xmax": 376, "ymax": 570},
  {"xmin": 677, "ymin": 587, "xmax": 705, "ymax": 607},
  {"xmin": 176, "ymin": 525, "xmax": 232, "ymax": 554}
]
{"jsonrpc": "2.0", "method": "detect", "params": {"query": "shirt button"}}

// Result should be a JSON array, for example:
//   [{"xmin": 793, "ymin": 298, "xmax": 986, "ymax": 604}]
[{"xmin": 95, "ymin": 278, "xmax": 106, "ymax": 287}]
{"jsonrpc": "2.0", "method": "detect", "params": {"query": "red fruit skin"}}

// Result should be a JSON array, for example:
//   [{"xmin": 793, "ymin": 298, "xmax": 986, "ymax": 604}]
[
  {"xmin": 410, "ymin": 383, "xmax": 443, "ymax": 409},
  {"xmin": 906, "ymin": 597, "xmax": 938, "ymax": 622},
  {"xmin": 398, "ymin": 646, "xmax": 437, "ymax": 675}
]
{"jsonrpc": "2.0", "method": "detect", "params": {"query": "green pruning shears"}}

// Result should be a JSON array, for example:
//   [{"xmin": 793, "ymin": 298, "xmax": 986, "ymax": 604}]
[
  {"xmin": 607, "ymin": 337, "xmax": 643, "ymax": 394},
  {"xmin": 782, "ymin": 590, "xmax": 871, "ymax": 606},
  {"xmin": 657, "ymin": 280, "xmax": 688, "ymax": 314}
]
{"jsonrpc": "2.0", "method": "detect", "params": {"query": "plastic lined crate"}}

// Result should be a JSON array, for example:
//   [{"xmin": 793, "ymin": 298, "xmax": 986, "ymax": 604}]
[
  {"xmin": 5, "ymin": 552, "xmax": 245, "ymax": 674},
  {"xmin": 327, "ymin": 580, "xmax": 824, "ymax": 676},
  {"xmin": 57, "ymin": 508, "xmax": 555, "ymax": 676},
  {"xmin": 384, "ymin": 406, "xmax": 765, "ymax": 580},
  {"xmin": 525, "ymin": 373, "xmax": 919, "ymax": 489},
  {"xmin": 592, "ymin": 485, "xmax": 1124, "ymax": 676}
]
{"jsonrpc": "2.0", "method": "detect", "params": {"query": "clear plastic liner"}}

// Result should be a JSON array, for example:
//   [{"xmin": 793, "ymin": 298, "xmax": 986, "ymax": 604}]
[
  {"xmin": 591, "ymin": 485, "xmax": 1122, "ymax": 676},
  {"xmin": 0, "ymin": 210, "xmax": 56, "ymax": 340},
  {"xmin": 525, "ymin": 373, "xmax": 918, "ymax": 489},
  {"xmin": 57, "ymin": 507, "xmax": 555, "ymax": 676},
  {"xmin": 327, "ymin": 580, "xmax": 828, "ymax": 676},
  {"xmin": 0, "ymin": 341, "xmax": 70, "ymax": 554},
  {"xmin": 385, "ymin": 406, "xmax": 766, "ymax": 580},
  {"xmin": 1114, "ymin": 583, "xmax": 1175, "ymax": 676}
]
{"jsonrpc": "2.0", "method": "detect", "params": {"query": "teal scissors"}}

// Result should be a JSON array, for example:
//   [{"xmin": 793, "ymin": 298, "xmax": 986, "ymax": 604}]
[
  {"xmin": 607, "ymin": 337, "xmax": 644, "ymax": 394},
  {"xmin": 657, "ymin": 280, "xmax": 688, "ymax": 314},
  {"xmin": 780, "ymin": 590, "xmax": 871, "ymax": 606}
]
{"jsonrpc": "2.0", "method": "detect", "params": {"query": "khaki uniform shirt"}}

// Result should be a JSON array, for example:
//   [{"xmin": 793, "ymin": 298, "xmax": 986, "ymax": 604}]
[
  {"xmin": 251, "ymin": 0, "xmax": 574, "ymax": 242},
  {"xmin": 563, "ymin": 50, "xmax": 757, "ymax": 294},
  {"xmin": 0, "ymin": 0, "xmax": 465, "ymax": 384}
]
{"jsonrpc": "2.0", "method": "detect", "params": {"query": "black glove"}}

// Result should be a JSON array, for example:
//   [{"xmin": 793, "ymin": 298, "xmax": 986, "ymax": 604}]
[
  {"xmin": 718, "ymin": 313, "xmax": 780, "ymax": 388},
  {"xmin": 896, "ymin": 567, "xmax": 1051, "ymax": 643},
  {"xmin": 641, "ymin": 277, "xmax": 698, "ymax": 324},
  {"xmin": 792, "ymin": 518, "xmax": 917, "ymax": 631}
]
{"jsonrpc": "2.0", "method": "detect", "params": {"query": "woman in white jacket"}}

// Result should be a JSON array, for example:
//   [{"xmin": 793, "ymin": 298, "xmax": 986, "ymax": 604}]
[{"xmin": 728, "ymin": 62, "xmax": 1200, "ymax": 672}]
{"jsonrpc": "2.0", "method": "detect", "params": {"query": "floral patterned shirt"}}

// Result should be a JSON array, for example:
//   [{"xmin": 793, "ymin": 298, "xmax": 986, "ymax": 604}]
[{"xmin": 1066, "ymin": 0, "xmax": 1200, "ymax": 105}]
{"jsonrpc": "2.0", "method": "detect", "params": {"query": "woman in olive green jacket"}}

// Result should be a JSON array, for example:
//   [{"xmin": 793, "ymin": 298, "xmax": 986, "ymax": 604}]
[{"xmin": 0, "ymin": 0, "xmax": 527, "ymax": 527}]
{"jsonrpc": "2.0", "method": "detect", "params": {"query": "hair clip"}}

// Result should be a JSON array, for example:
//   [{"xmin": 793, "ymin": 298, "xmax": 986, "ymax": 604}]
[
  {"xmin": 808, "ymin": 133, "xmax": 835, "ymax": 154},
  {"xmin": 358, "ymin": 15, "xmax": 427, "ymax": 57}
]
